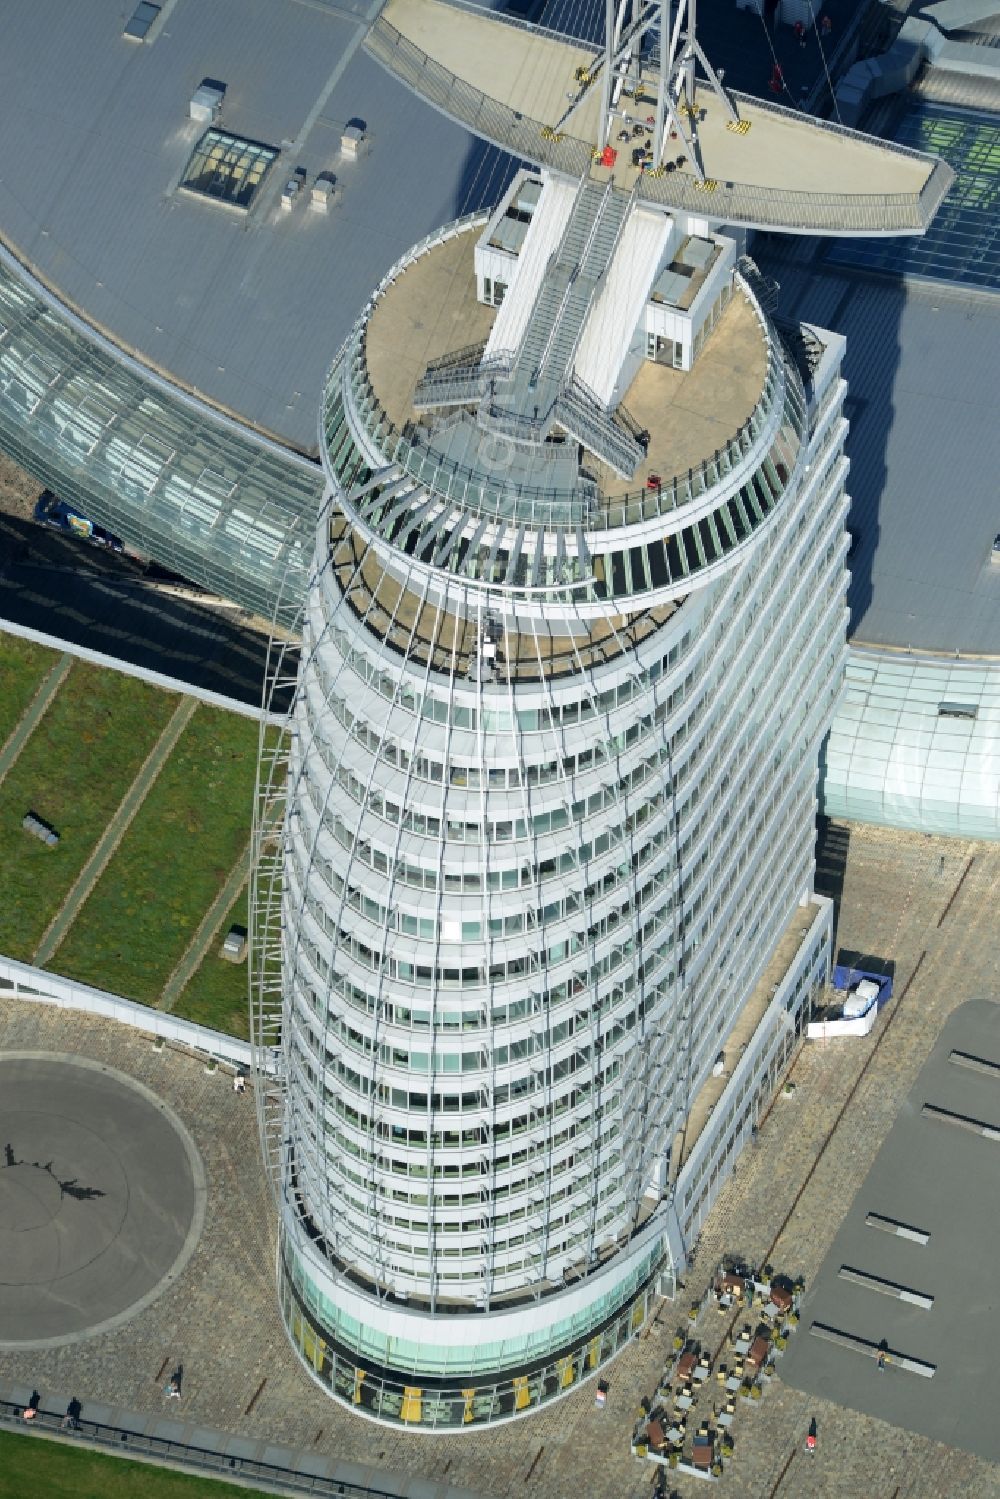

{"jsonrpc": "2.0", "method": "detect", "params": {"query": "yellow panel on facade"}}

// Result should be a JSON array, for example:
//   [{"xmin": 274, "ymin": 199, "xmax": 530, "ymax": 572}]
[
  {"xmin": 587, "ymin": 1336, "xmax": 601, "ymax": 1369},
  {"xmin": 631, "ymin": 1298, "xmax": 645, "ymax": 1331},
  {"xmin": 513, "ymin": 1375, "xmax": 530, "ymax": 1411},
  {"xmin": 400, "ymin": 1387, "xmax": 423, "ymax": 1423},
  {"xmin": 462, "ymin": 1389, "xmax": 476, "ymax": 1424},
  {"xmin": 302, "ymin": 1324, "xmax": 326, "ymax": 1373},
  {"xmin": 557, "ymin": 1355, "xmax": 575, "ymax": 1388},
  {"xmin": 353, "ymin": 1369, "xmax": 365, "ymax": 1404}
]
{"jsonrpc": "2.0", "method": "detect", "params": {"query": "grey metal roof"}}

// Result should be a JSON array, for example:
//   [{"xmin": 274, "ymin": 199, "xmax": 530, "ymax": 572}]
[
  {"xmin": 0, "ymin": 0, "xmax": 514, "ymax": 457},
  {"xmin": 758, "ymin": 237, "xmax": 1000, "ymax": 655}
]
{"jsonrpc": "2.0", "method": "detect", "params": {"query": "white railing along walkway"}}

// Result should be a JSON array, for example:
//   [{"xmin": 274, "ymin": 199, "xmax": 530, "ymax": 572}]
[{"xmin": 0, "ymin": 952, "xmax": 276, "ymax": 1075}]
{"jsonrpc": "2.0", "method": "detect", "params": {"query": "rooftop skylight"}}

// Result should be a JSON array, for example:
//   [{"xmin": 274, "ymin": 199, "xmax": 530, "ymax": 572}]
[
  {"xmin": 180, "ymin": 129, "xmax": 279, "ymax": 211},
  {"xmin": 123, "ymin": 2, "xmax": 161, "ymax": 41}
]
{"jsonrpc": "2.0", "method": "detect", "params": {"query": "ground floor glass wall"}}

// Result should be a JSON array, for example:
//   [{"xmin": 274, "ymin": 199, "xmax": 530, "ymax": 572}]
[{"xmin": 279, "ymin": 1249, "xmax": 664, "ymax": 1428}]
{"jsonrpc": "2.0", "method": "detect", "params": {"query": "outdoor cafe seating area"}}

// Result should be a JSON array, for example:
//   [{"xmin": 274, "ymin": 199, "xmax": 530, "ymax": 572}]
[{"xmin": 630, "ymin": 1254, "xmax": 804, "ymax": 1481}]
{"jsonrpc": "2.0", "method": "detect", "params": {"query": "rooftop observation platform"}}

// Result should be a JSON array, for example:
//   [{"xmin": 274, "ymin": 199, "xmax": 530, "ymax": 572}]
[
  {"xmin": 363, "ymin": 222, "xmax": 770, "ymax": 516},
  {"xmin": 367, "ymin": 0, "xmax": 953, "ymax": 236}
]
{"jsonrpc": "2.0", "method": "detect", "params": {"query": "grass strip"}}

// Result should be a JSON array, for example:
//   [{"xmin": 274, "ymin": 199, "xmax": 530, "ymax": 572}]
[
  {"xmin": 55, "ymin": 705, "xmax": 258, "ymax": 1003},
  {"xmin": 171, "ymin": 887, "xmax": 252, "ymax": 1040},
  {"xmin": 0, "ymin": 1428, "xmax": 267, "ymax": 1498},
  {"xmin": 0, "ymin": 662, "xmax": 178, "ymax": 958},
  {"xmin": 0, "ymin": 633, "xmax": 59, "ymax": 746}
]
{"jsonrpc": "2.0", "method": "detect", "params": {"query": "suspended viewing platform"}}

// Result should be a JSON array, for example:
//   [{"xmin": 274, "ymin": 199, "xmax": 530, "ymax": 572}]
[{"xmin": 367, "ymin": 0, "xmax": 953, "ymax": 234}]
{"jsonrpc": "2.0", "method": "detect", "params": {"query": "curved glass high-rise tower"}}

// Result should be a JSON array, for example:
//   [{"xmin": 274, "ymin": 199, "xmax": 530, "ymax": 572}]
[
  {"xmin": 250, "ymin": 0, "xmax": 947, "ymax": 1431},
  {"xmin": 255, "ymin": 192, "xmax": 848, "ymax": 1427}
]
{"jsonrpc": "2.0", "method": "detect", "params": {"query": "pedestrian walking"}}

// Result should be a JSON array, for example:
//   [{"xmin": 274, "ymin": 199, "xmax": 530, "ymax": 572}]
[
  {"xmin": 62, "ymin": 1397, "xmax": 82, "ymax": 1430},
  {"xmin": 233, "ymin": 1070, "xmax": 246, "ymax": 1095},
  {"xmin": 820, "ymin": 12, "xmax": 833, "ymax": 34},
  {"xmin": 769, "ymin": 63, "xmax": 784, "ymax": 94},
  {"xmin": 23, "ymin": 1390, "xmax": 41, "ymax": 1422},
  {"xmin": 877, "ymin": 1349, "xmax": 887, "ymax": 1371},
  {"xmin": 794, "ymin": 20, "xmax": 806, "ymax": 47},
  {"xmin": 806, "ymin": 1415, "xmax": 818, "ymax": 1452}
]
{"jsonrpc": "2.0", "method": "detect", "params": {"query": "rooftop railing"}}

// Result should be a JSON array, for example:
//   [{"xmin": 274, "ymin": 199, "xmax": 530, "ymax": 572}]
[
  {"xmin": 347, "ymin": 333, "xmax": 593, "ymax": 527},
  {"xmin": 339, "ymin": 278, "xmax": 795, "ymax": 535},
  {"xmin": 0, "ymin": 1398, "xmax": 401, "ymax": 1498}
]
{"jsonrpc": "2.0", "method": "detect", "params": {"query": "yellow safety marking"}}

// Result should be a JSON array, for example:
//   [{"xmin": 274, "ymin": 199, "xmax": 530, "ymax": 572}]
[
  {"xmin": 693, "ymin": 178, "xmax": 719, "ymax": 192},
  {"xmin": 726, "ymin": 118, "xmax": 751, "ymax": 135}
]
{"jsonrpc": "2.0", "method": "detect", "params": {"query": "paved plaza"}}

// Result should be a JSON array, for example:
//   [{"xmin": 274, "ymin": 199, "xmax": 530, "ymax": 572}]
[
  {"xmin": 1, "ymin": 821, "xmax": 999, "ymax": 1498},
  {"xmin": 0, "ymin": 1053, "xmax": 204, "ymax": 1349}
]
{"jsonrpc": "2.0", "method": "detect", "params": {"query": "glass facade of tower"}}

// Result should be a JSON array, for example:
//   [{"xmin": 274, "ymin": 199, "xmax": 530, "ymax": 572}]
[{"xmin": 259, "ymin": 211, "xmax": 851, "ymax": 1427}]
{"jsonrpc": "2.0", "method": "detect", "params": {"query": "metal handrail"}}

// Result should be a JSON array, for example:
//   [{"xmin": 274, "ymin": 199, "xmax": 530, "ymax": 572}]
[
  {"xmin": 339, "ymin": 266, "xmax": 792, "ymax": 535},
  {"xmin": 0, "ymin": 1400, "xmax": 405, "ymax": 1499},
  {"xmin": 424, "ymin": 338, "xmax": 488, "ymax": 375}
]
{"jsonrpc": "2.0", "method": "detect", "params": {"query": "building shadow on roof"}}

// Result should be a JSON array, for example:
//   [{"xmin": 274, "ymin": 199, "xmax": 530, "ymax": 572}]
[
  {"xmin": 448, "ymin": 137, "xmax": 521, "ymax": 221},
  {"xmin": 0, "ymin": 510, "xmax": 292, "ymax": 713},
  {"xmin": 756, "ymin": 234, "xmax": 907, "ymax": 641},
  {"xmin": 814, "ymin": 816, "xmax": 850, "ymax": 945}
]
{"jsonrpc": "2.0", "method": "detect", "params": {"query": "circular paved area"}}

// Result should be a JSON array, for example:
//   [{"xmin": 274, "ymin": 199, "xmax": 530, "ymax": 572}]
[{"xmin": 0, "ymin": 1052, "xmax": 205, "ymax": 1348}]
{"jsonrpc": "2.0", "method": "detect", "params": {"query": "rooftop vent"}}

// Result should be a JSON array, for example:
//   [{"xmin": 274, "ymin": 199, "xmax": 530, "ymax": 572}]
[
  {"xmin": 310, "ymin": 173, "xmax": 340, "ymax": 213},
  {"xmin": 280, "ymin": 169, "xmax": 307, "ymax": 211},
  {"xmin": 189, "ymin": 82, "xmax": 225, "ymax": 124},
  {"xmin": 341, "ymin": 121, "xmax": 368, "ymax": 159}
]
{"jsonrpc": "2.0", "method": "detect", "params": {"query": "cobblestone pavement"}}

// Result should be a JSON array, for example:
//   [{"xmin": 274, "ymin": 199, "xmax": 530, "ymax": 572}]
[{"xmin": 1, "ymin": 823, "xmax": 999, "ymax": 1499}]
